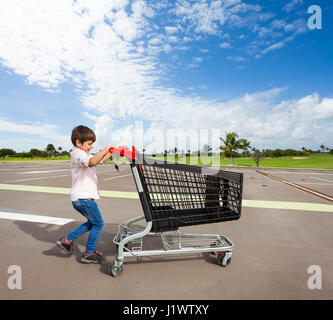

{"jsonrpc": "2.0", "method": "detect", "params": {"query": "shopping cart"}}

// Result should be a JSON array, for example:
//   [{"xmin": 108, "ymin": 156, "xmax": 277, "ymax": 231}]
[{"xmin": 108, "ymin": 146, "xmax": 243, "ymax": 277}]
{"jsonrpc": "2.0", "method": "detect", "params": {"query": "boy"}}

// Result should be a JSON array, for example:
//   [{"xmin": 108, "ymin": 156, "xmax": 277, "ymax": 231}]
[{"xmin": 56, "ymin": 125, "xmax": 112, "ymax": 264}]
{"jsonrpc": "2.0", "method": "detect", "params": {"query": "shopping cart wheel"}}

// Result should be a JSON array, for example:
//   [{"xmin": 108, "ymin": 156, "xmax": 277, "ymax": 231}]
[
  {"xmin": 108, "ymin": 261, "xmax": 123, "ymax": 277},
  {"xmin": 217, "ymin": 252, "xmax": 232, "ymax": 267}
]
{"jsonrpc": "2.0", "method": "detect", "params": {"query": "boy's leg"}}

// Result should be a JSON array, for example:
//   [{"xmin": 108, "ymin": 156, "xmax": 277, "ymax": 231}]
[
  {"xmin": 80, "ymin": 200, "xmax": 105, "ymax": 264},
  {"xmin": 66, "ymin": 221, "xmax": 92, "ymax": 243},
  {"xmin": 56, "ymin": 199, "xmax": 92, "ymax": 254},
  {"xmin": 66, "ymin": 199, "xmax": 94, "ymax": 242},
  {"xmin": 84, "ymin": 200, "xmax": 104, "ymax": 253}
]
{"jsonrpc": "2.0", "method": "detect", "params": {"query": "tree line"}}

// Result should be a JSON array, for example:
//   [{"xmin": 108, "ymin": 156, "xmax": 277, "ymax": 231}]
[
  {"xmin": 154, "ymin": 132, "xmax": 333, "ymax": 166},
  {"xmin": 1, "ymin": 135, "xmax": 332, "ymax": 161},
  {"xmin": 0, "ymin": 144, "xmax": 71, "ymax": 159},
  {"xmin": 217, "ymin": 132, "xmax": 333, "ymax": 166}
]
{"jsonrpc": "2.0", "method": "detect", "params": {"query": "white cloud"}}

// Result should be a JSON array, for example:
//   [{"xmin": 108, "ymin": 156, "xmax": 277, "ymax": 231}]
[
  {"xmin": 283, "ymin": 18, "xmax": 307, "ymax": 35},
  {"xmin": 227, "ymin": 56, "xmax": 245, "ymax": 62},
  {"xmin": 199, "ymin": 48, "xmax": 209, "ymax": 53},
  {"xmin": 253, "ymin": 24, "xmax": 283, "ymax": 38},
  {"xmin": 148, "ymin": 37, "xmax": 162, "ymax": 45},
  {"xmin": 183, "ymin": 36, "xmax": 193, "ymax": 42},
  {"xmin": 0, "ymin": 0, "xmax": 309, "ymax": 94},
  {"xmin": 165, "ymin": 26, "xmax": 178, "ymax": 34},
  {"xmin": 187, "ymin": 56, "xmax": 203, "ymax": 68},
  {"xmin": 0, "ymin": 0, "xmax": 331, "ymax": 153},
  {"xmin": 111, "ymin": 88, "xmax": 333, "ymax": 151},
  {"xmin": 84, "ymin": 83, "xmax": 333, "ymax": 151},
  {"xmin": 282, "ymin": 0, "xmax": 304, "ymax": 12},
  {"xmin": 173, "ymin": 0, "xmax": 257, "ymax": 35},
  {"xmin": 262, "ymin": 41, "xmax": 285, "ymax": 54},
  {"xmin": 193, "ymin": 57, "xmax": 203, "ymax": 63},
  {"xmin": 219, "ymin": 42, "xmax": 232, "ymax": 49},
  {"xmin": 168, "ymin": 36, "xmax": 179, "ymax": 43},
  {"xmin": 252, "ymin": 17, "xmax": 307, "ymax": 58},
  {"xmin": 0, "ymin": 118, "xmax": 69, "ymax": 151}
]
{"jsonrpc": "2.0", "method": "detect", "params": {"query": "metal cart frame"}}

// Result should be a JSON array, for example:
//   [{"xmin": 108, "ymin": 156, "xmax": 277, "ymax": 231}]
[{"xmin": 107, "ymin": 146, "xmax": 243, "ymax": 277}]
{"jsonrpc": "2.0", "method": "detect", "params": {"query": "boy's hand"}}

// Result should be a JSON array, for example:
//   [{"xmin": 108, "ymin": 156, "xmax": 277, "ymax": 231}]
[{"xmin": 89, "ymin": 145, "xmax": 113, "ymax": 167}]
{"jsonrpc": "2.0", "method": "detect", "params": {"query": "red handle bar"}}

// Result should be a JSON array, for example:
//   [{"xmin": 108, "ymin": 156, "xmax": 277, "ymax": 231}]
[{"xmin": 109, "ymin": 146, "xmax": 137, "ymax": 160}]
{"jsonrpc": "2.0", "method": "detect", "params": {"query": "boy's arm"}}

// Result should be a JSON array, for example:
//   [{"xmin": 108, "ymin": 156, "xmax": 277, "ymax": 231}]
[
  {"xmin": 100, "ymin": 151, "xmax": 113, "ymax": 164},
  {"xmin": 88, "ymin": 146, "xmax": 111, "ymax": 167}
]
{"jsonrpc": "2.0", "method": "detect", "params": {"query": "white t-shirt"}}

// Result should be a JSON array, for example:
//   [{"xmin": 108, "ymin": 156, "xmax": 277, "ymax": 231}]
[{"xmin": 70, "ymin": 146, "xmax": 100, "ymax": 201}]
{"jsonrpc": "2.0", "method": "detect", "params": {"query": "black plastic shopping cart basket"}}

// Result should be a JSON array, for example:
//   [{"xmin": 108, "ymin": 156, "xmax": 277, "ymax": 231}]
[{"xmin": 108, "ymin": 146, "xmax": 243, "ymax": 277}]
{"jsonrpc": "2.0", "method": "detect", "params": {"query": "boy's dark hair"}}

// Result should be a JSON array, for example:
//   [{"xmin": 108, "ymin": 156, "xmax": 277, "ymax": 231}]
[{"xmin": 71, "ymin": 125, "xmax": 96, "ymax": 146}]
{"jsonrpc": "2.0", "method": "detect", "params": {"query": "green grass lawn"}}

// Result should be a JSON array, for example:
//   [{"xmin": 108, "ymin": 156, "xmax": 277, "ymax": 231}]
[
  {"xmin": 1, "ymin": 154, "xmax": 333, "ymax": 170},
  {"xmin": 151, "ymin": 153, "xmax": 333, "ymax": 170}
]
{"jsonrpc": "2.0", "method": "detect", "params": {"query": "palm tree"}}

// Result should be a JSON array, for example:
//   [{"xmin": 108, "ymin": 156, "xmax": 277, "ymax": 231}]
[
  {"xmin": 46, "ymin": 144, "xmax": 56, "ymax": 158},
  {"xmin": 219, "ymin": 132, "xmax": 240, "ymax": 166},
  {"xmin": 238, "ymin": 139, "xmax": 251, "ymax": 157},
  {"xmin": 320, "ymin": 145, "xmax": 325, "ymax": 152}
]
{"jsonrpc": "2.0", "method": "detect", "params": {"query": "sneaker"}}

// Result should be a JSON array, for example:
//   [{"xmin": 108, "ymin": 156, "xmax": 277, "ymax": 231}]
[
  {"xmin": 56, "ymin": 237, "xmax": 73, "ymax": 255},
  {"xmin": 80, "ymin": 251, "xmax": 105, "ymax": 264}
]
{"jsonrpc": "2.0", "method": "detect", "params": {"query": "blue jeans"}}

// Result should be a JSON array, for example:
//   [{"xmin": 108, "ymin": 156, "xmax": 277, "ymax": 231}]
[{"xmin": 66, "ymin": 199, "xmax": 104, "ymax": 253}]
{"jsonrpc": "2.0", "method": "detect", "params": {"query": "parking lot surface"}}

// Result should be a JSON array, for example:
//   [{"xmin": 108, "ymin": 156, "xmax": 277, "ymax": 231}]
[{"xmin": 0, "ymin": 161, "xmax": 332, "ymax": 300}]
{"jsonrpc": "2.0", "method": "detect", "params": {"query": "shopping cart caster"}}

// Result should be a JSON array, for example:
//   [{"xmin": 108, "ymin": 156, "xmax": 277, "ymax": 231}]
[
  {"xmin": 217, "ymin": 252, "xmax": 232, "ymax": 267},
  {"xmin": 108, "ymin": 260, "xmax": 123, "ymax": 277}
]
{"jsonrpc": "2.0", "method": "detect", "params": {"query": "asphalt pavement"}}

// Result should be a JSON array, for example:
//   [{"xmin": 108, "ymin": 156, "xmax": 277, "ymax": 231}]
[{"xmin": 0, "ymin": 160, "xmax": 332, "ymax": 299}]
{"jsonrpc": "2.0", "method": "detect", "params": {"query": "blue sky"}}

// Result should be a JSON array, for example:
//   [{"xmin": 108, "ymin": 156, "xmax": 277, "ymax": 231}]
[{"xmin": 0, "ymin": 0, "xmax": 332, "ymax": 153}]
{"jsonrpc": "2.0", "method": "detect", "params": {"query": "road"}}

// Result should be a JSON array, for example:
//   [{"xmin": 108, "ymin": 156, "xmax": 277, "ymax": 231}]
[{"xmin": 0, "ymin": 160, "xmax": 332, "ymax": 299}]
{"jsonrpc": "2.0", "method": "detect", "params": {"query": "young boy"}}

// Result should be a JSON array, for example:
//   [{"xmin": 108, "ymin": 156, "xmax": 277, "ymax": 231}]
[{"xmin": 56, "ymin": 125, "xmax": 112, "ymax": 264}]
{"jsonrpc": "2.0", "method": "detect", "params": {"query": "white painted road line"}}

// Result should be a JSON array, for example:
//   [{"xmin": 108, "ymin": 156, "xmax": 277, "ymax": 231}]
[
  {"xmin": 16, "ymin": 169, "xmax": 69, "ymax": 174},
  {"xmin": 104, "ymin": 174, "xmax": 133, "ymax": 181},
  {"xmin": 265, "ymin": 171, "xmax": 333, "ymax": 176},
  {"xmin": 257, "ymin": 170, "xmax": 333, "ymax": 203},
  {"xmin": 296, "ymin": 182, "xmax": 333, "ymax": 185},
  {"xmin": 0, "ymin": 211, "xmax": 75, "ymax": 225},
  {"xmin": 6, "ymin": 174, "xmax": 71, "ymax": 183},
  {"xmin": 310, "ymin": 176, "xmax": 333, "ymax": 183}
]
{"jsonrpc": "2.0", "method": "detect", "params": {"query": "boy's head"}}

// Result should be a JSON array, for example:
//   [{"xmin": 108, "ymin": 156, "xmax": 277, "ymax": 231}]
[{"xmin": 71, "ymin": 125, "xmax": 96, "ymax": 153}]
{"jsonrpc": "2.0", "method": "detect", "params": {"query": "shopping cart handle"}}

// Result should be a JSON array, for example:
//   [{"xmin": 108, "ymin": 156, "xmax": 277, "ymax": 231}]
[{"xmin": 109, "ymin": 146, "xmax": 137, "ymax": 160}]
